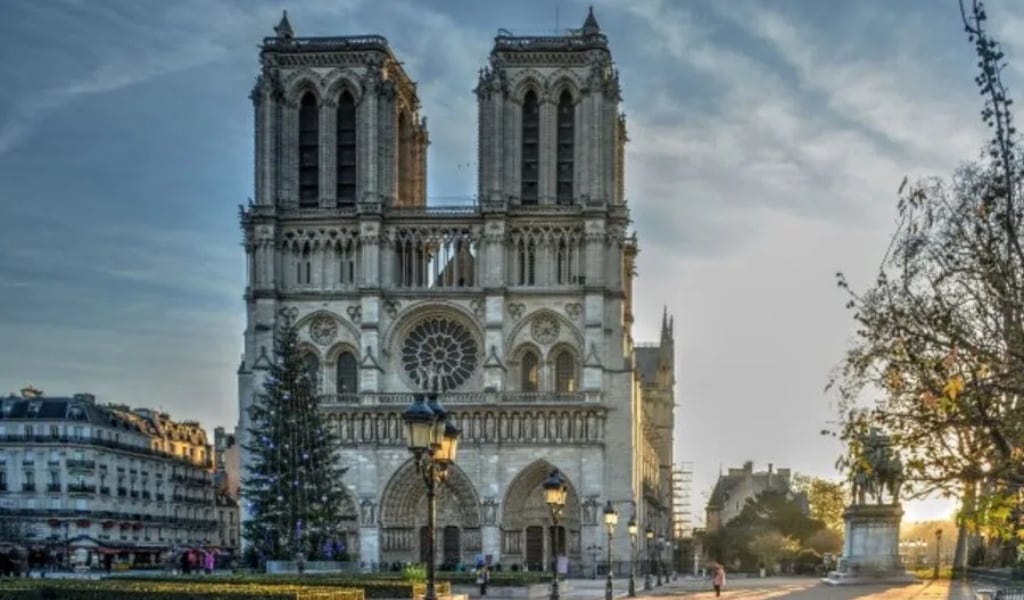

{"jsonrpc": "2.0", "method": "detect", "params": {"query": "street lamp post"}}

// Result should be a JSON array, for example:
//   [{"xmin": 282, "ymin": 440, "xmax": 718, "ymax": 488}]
[
  {"xmin": 934, "ymin": 529, "xmax": 942, "ymax": 579},
  {"xmin": 644, "ymin": 527, "xmax": 653, "ymax": 591},
  {"xmin": 656, "ymin": 533, "xmax": 664, "ymax": 586},
  {"xmin": 586, "ymin": 544, "xmax": 602, "ymax": 579},
  {"xmin": 402, "ymin": 388, "xmax": 461, "ymax": 600},
  {"xmin": 627, "ymin": 516, "xmax": 637, "ymax": 597},
  {"xmin": 63, "ymin": 521, "xmax": 70, "ymax": 571},
  {"xmin": 603, "ymin": 502, "xmax": 618, "ymax": 600},
  {"xmin": 543, "ymin": 470, "xmax": 568, "ymax": 600}
]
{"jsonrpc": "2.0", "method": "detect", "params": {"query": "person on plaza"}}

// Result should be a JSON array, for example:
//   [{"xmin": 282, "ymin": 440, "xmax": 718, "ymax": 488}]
[
  {"xmin": 476, "ymin": 560, "xmax": 490, "ymax": 596},
  {"xmin": 712, "ymin": 564, "xmax": 726, "ymax": 597},
  {"xmin": 204, "ymin": 550, "xmax": 215, "ymax": 575}
]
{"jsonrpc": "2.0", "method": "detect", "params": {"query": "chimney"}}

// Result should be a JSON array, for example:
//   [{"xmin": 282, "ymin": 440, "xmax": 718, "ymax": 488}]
[
  {"xmin": 768, "ymin": 463, "xmax": 774, "ymax": 474},
  {"xmin": 73, "ymin": 393, "xmax": 95, "ymax": 404},
  {"xmin": 743, "ymin": 460, "xmax": 753, "ymax": 473}
]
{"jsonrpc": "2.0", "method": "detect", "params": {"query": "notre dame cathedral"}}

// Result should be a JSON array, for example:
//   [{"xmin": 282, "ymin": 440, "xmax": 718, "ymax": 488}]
[{"xmin": 237, "ymin": 8, "xmax": 676, "ymax": 572}]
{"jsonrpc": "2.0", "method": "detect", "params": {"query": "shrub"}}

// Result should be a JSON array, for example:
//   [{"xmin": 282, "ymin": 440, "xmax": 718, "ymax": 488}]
[{"xmin": 0, "ymin": 579, "xmax": 364, "ymax": 600}]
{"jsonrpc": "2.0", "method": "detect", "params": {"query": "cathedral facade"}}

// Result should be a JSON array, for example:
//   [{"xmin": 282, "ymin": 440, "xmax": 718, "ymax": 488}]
[{"xmin": 237, "ymin": 9, "xmax": 676, "ymax": 572}]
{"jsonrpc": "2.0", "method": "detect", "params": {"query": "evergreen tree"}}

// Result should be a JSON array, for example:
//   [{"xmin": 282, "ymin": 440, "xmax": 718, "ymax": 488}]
[{"xmin": 242, "ymin": 320, "xmax": 349, "ymax": 562}]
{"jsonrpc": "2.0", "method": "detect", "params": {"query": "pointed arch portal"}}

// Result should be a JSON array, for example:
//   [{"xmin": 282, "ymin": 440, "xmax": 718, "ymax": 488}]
[
  {"xmin": 379, "ymin": 460, "xmax": 482, "ymax": 567},
  {"xmin": 500, "ymin": 460, "xmax": 582, "ymax": 571}
]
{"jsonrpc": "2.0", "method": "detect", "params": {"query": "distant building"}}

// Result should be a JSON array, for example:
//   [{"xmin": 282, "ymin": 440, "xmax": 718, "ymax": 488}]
[
  {"xmin": 212, "ymin": 427, "xmax": 241, "ymax": 554},
  {"xmin": 213, "ymin": 427, "xmax": 240, "ymax": 499},
  {"xmin": 0, "ymin": 387, "xmax": 219, "ymax": 568},
  {"xmin": 705, "ymin": 462, "xmax": 805, "ymax": 532}
]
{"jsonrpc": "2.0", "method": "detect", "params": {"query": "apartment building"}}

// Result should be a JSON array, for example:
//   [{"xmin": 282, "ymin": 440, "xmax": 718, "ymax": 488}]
[{"xmin": 0, "ymin": 387, "xmax": 218, "ymax": 568}]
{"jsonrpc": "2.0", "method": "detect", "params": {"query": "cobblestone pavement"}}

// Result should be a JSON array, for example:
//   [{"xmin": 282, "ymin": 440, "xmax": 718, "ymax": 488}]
[{"xmin": 547, "ymin": 577, "xmax": 978, "ymax": 600}]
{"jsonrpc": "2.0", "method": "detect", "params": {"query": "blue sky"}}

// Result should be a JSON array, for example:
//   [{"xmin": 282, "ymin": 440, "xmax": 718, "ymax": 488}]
[{"xmin": 1, "ymin": 0, "xmax": 1018, "ymax": 522}]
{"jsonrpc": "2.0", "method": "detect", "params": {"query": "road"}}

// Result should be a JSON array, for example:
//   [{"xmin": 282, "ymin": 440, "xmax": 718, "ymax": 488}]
[{"xmin": 551, "ymin": 576, "xmax": 978, "ymax": 600}]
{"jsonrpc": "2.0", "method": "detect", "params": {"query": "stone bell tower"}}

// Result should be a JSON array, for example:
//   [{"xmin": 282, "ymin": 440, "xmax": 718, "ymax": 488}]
[
  {"xmin": 250, "ymin": 10, "xmax": 428, "ymax": 210},
  {"xmin": 475, "ymin": 7, "xmax": 626, "ymax": 207}
]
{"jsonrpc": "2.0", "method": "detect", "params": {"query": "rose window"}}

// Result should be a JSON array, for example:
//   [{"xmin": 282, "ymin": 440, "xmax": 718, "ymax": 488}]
[{"xmin": 401, "ymin": 317, "xmax": 478, "ymax": 391}]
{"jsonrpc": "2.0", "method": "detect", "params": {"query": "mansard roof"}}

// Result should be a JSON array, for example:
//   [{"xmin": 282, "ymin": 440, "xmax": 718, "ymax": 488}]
[{"xmin": 0, "ymin": 394, "xmax": 107, "ymax": 423}]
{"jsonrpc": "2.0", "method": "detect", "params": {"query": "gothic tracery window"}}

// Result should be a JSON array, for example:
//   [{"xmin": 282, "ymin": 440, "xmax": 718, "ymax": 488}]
[
  {"xmin": 556, "ymin": 90, "xmax": 574, "ymax": 205},
  {"xmin": 520, "ymin": 351, "xmax": 539, "ymax": 393},
  {"xmin": 336, "ymin": 351, "xmax": 358, "ymax": 394},
  {"xmin": 401, "ymin": 317, "xmax": 478, "ymax": 391},
  {"xmin": 521, "ymin": 90, "xmax": 539, "ymax": 204},
  {"xmin": 554, "ymin": 350, "xmax": 577, "ymax": 393},
  {"xmin": 298, "ymin": 92, "xmax": 320, "ymax": 206},
  {"xmin": 336, "ymin": 91, "xmax": 357, "ymax": 205}
]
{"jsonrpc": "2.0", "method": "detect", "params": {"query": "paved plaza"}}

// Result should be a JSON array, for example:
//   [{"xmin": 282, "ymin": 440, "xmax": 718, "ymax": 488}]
[{"xmin": 505, "ymin": 577, "xmax": 980, "ymax": 600}]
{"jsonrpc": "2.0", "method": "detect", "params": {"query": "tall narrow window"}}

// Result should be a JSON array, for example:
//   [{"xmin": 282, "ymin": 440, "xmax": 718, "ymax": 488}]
[
  {"xmin": 336, "ymin": 91, "xmax": 357, "ymax": 205},
  {"xmin": 521, "ymin": 91, "xmax": 539, "ymax": 204},
  {"xmin": 556, "ymin": 91, "xmax": 574, "ymax": 205},
  {"xmin": 336, "ymin": 352, "xmax": 358, "ymax": 394},
  {"xmin": 397, "ymin": 112, "xmax": 413, "ymax": 206},
  {"xmin": 521, "ymin": 351, "xmax": 539, "ymax": 393},
  {"xmin": 555, "ymin": 351, "xmax": 576, "ymax": 393},
  {"xmin": 298, "ymin": 92, "xmax": 320, "ymax": 206}
]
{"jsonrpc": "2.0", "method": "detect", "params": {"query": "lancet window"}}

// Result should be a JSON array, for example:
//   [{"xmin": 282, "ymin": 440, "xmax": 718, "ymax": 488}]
[
  {"xmin": 520, "ymin": 351, "xmax": 539, "ymax": 393},
  {"xmin": 521, "ymin": 91, "xmax": 540, "ymax": 204},
  {"xmin": 336, "ymin": 91, "xmax": 357, "ymax": 205},
  {"xmin": 556, "ymin": 91, "xmax": 574, "ymax": 205},
  {"xmin": 554, "ymin": 350, "xmax": 577, "ymax": 393},
  {"xmin": 336, "ymin": 351, "xmax": 358, "ymax": 394},
  {"xmin": 298, "ymin": 92, "xmax": 320, "ymax": 207}
]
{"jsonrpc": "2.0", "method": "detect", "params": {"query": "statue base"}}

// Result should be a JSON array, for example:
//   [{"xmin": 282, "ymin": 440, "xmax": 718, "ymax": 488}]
[{"xmin": 822, "ymin": 504, "xmax": 917, "ymax": 586}]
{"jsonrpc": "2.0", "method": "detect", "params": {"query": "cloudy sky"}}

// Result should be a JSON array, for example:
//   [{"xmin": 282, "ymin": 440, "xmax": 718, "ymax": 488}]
[{"xmin": 0, "ymin": 0, "xmax": 1017, "ymax": 522}]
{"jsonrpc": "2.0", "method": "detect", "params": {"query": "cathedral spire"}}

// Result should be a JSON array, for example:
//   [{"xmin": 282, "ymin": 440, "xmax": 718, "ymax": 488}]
[
  {"xmin": 582, "ymin": 6, "xmax": 601, "ymax": 35},
  {"xmin": 274, "ymin": 10, "xmax": 294, "ymax": 39},
  {"xmin": 661, "ymin": 305, "xmax": 670, "ymax": 341}
]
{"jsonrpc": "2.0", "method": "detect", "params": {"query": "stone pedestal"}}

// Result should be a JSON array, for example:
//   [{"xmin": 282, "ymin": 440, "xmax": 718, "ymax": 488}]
[{"xmin": 823, "ymin": 504, "xmax": 916, "ymax": 585}]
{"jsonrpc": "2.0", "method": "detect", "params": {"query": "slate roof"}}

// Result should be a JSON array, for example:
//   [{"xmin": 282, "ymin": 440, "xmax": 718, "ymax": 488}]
[
  {"xmin": 0, "ymin": 395, "xmax": 107, "ymax": 424},
  {"xmin": 706, "ymin": 469, "xmax": 791, "ymax": 509}
]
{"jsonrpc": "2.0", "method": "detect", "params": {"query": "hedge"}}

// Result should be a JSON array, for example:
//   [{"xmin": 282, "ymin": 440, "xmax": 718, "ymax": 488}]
[
  {"xmin": 0, "ymin": 580, "xmax": 364, "ymax": 600},
  {"xmin": 110, "ymin": 576, "xmax": 452, "ymax": 599}
]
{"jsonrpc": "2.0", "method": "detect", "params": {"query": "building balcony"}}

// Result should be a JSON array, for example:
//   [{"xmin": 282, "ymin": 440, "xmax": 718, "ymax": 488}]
[
  {"xmin": 68, "ymin": 484, "xmax": 96, "ymax": 495},
  {"xmin": 0, "ymin": 483, "xmax": 7, "ymax": 492},
  {"xmin": 156, "ymin": 493, "xmax": 165, "ymax": 502},
  {"xmin": 0, "ymin": 435, "xmax": 212, "ymax": 469},
  {"xmin": 66, "ymin": 459, "xmax": 96, "ymax": 471},
  {"xmin": 117, "ymin": 487, "xmax": 127, "ymax": 497},
  {"xmin": 46, "ymin": 483, "xmax": 61, "ymax": 493},
  {"xmin": 142, "ymin": 491, "xmax": 151, "ymax": 500},
  {"xmin": 100, "ymin": 486, "xmax": 111, "ymax": 495}
]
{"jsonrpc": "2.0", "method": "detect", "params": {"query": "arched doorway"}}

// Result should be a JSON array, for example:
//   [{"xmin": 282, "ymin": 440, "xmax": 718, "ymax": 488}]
[
  {"xmin": 379, "ymin": 460, "xmax": 482, "ymax": 568},
  {"xmin": 500, "ymin": 460, "xmax": 582, "ymax": 572}
]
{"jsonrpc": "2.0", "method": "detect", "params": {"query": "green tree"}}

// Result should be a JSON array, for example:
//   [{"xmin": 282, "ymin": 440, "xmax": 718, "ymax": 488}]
[
  {"xmin": 747, "ymin": 530, "xmax": 799, "ymax": 574},
  {"xmin": 805, "ymin": 528, "xmax": 843, "ymax": 555},
  {"xmin": 242, "ymin": 321, "xmax": 349, "ymax": 561},
  {"xmin": 829, "ymin": 0, "xmax": 1024, "ymax": 552},
  {"xmin": 729, "ymin": 489, "xmax": 825, "ymax": 544},
  {"xmin": 792, "ymin": 475, "xmax": 847, "ymax": 533}
]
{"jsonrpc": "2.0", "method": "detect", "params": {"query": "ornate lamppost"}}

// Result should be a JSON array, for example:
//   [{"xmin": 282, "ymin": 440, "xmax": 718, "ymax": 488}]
[
  {"xmin": 603, "ymin": 502, "xmax": 618, "ymax": 600},
  {"xmin": 655, "ymin": 533, "xmax": 665, "ymax": 586},
  {"xmin": 933, "ymin": 529, "xmax": 942, "ymax": 579},
  {"xmin": 543, "ymin": 470, "xmax": 568, "ymax": 600},
  {"xmin": 644, "ymin": 526, "xmax": 653, "ymax": 591},
  {"xmin": 627, "ymin": 516, "xmax": 637, "ymax": 597},
  {"xmin": 403, "ymin": 388, "xmax": 461, "ymax": 600}
]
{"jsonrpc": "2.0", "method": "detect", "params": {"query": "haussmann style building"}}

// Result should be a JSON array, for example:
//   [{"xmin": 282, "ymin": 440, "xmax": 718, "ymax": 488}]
[{"xmin": 237, "ymin": 9, "xmax": 677, "ymax": 573}]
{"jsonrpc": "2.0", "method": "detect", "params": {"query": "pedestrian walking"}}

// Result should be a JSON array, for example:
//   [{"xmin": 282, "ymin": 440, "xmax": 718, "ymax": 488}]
[
  {"xmin": 476, "ymin": 562, "xmax": 490, "ymax": 596},
  {"xmin": 712, "ymin": 564, "xmax": 726, "ymax": 597}
]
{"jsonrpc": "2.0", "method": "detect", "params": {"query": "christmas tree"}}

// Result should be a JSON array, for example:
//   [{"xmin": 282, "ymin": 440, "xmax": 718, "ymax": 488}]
[{"xmin": 242, "ymin": 319, "xmax": 349, "ymax": 562}]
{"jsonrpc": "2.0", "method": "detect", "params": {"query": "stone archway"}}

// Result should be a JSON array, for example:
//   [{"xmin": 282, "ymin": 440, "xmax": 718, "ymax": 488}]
[
  {"xmin": 500, "ymin": 460, "xmax": 582, "ymax": 572},
  {"xmin": 379, "ymin": 460, "xmax": 482, "ymax": 568}
]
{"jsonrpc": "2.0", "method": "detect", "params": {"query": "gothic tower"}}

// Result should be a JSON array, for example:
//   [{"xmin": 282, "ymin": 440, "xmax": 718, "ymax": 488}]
[{"xmin": 238, "ymin": 8, "xmax": 674, "ymax": 570}]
